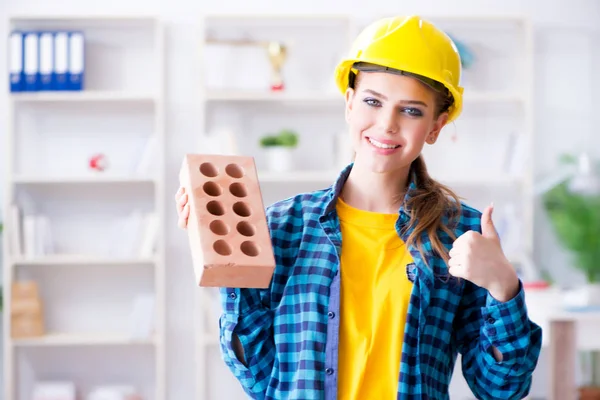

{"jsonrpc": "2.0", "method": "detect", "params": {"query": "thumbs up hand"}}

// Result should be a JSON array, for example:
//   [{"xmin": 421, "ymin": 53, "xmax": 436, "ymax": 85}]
[{"xmin": 448, "ymin": 203, "xmax": 520, "ymax": 303}]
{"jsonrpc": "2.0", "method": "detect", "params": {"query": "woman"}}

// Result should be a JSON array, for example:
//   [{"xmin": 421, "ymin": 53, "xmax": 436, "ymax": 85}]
[{"xmin": 176, "ymin": 15, "xmax": 542, "ymax": 400}]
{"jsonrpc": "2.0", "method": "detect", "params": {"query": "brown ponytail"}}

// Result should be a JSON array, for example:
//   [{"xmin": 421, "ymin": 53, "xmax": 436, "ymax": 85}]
[{"xmin": 402, "ymin": 155, "xmax": 462, "ymax": 266}]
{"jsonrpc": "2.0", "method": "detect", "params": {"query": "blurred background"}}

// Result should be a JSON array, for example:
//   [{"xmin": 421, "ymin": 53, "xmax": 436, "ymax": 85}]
[{"xmin": 0, "ymin": 0, "xmax": 599, "ymax": 399}]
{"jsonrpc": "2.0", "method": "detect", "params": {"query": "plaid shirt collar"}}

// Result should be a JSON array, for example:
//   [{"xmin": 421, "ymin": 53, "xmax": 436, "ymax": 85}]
[
  {"xmin": 319, "ymin": 161, "xmax": 441, "ymax": 308},
  {"xmin": 321, "ymin": 162, "xmax": 419, "ymax": 217}
]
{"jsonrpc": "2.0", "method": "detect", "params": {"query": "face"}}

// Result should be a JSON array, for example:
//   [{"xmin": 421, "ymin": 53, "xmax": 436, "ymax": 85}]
[{"xmin": 344, "ymin": 71, "xmax": 448, "ymax": 175}]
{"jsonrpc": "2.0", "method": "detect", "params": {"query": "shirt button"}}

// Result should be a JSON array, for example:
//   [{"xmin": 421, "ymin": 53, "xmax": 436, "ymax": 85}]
[
  {"xmin": 328, "ymin": 311, "xmax": 335, "ymax": 319},
  {"xmin": 229, "ymin": 292, "xmax": 237, "ymax": 299},
  {"xmin": 326, "ymin": 368, "xmax": 334, "ymax": 375},
  {"xmin": 487, "ymin": 317, "xmax": 496, "ymax": 324}
]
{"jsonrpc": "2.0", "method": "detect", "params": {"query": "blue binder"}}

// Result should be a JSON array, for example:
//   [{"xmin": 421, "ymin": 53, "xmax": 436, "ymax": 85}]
[
  {"xmin": 39, "ymin": 31, "xmax": 54, "ymax": 91},
  {"xmin": 23, "ymin": 31, "xmax": 40, "ymax": 91},
  {"xmin": 68, "ymin": 31, "xmax": 84, "ymax": 91},
  {"xmin": 8, "ymin": 30, "xmax": 24, "ymax": 92},
  {"xmin": 53, "ymin": 31, "xmax": 69, "ymax": 90}
]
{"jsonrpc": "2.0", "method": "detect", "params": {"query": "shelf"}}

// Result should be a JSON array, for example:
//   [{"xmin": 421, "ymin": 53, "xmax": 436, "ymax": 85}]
[
  {"xmin": 258, "ymin": 170, "xmax": 340, "ymax": 183},
  {"xmin": 256, "ymin": 170, "xmax": 520, "ymax": 186},
  {"xmin": 435, "ymin": 173, "xmax": 521, "ymax": 187},
  {"xmin": 12, "ymin": 255, "xmax": 156, "ymax": 267},
  {"xmin": 550, "ymin": 309, "xmax": 600, "ymax": 323},
  {"xmin": 4, "ymin": 14, "xmax": 166, "ymax": 400},
  {"xmin": 10, "ymin": 91, "xmax": 158, "ymax": 103},
  {"xmin": 8, "ymin": 15, "xmax": 160, "ymax": 30},
  {"xmin": 13, "ymin": 175, "xmax": 156, "ymax": 185},
  {"xmin": 12, "ymin": 333, "xmax": 156, "ymax": 347},
  {"xmin": 205, "ymin": 90, "xmax": 343, "ymax": 104}
]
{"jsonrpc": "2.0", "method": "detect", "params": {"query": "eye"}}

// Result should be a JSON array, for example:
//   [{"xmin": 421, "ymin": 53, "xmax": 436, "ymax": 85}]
[
  {"xmin": 363, "ymin": 97, "xmax": 381, "ymax": 107},
  {"xmin": 402, "ymin": 107, "xmax": 423, "ymax": 117}
]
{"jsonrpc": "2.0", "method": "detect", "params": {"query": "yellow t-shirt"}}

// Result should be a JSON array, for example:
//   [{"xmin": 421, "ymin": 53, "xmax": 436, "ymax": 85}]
[{"xmin": 336, "ymin": 197, "xmax": 414, "ymax": 400}]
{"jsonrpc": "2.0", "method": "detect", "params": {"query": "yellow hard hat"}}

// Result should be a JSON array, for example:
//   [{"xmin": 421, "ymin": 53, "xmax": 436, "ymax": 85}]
[{"xmin": 334, "ymin": 15, "xmax": 464, "ymax": 123}]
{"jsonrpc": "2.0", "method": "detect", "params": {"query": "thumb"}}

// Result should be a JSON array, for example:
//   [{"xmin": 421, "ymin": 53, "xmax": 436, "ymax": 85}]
[{"xmin": 481, "ymin": 203, "xmax": 500, "ymax": 242}]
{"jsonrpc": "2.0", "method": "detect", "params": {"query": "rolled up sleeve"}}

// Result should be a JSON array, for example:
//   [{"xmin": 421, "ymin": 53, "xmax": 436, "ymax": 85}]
[{"xmin": 457, "ymin": 280, "xmax": 543, "ymax": 400}]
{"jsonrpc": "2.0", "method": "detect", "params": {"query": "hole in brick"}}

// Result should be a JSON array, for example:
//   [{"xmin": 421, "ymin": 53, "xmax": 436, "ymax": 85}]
[
  {"xmin": 225, "ymin": 163, "xmax": 244, "ymax": 179},
  {"xmin": 237, "ymin": 221, "xmax": 255, "ymax": 237},
  {"xmin": 209, "ymin": 220, "xmax": 229, "ymax": 236},
  {"xmin": 214, "ymin": 240, "xmax": 232, "ymax": 256},
  {"xmin": 206, "ymin": 201, "xmax": 225, "ymax": 216},
  {"xmin": 203, "ymin": 181, "xmax": 222, "ymax": 197},
  {"xmin": 233, "ymin": 202, "xmax": 251, "ymax": 217},
  {"xmin": 241, "ymin": 241, "xmax": 259, "ymax": 257},
  {"xmin": 199, "ymin": 162, "xmax": 218, "ymax": 177},
  {"xmin": 229, "ymin": 182, "xmax": 247, "ymax": 197}
]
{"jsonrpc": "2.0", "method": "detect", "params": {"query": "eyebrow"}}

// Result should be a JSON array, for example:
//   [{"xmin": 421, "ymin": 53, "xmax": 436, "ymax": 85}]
[{"xmin": 362, "ymin": 89, "xmax": 428, "ymax": 107}]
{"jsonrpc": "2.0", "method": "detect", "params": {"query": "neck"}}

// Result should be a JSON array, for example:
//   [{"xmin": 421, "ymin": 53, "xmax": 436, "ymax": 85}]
[{"xmin": 340, "ymin": 163, "xmax": 410, "ymax": 214}]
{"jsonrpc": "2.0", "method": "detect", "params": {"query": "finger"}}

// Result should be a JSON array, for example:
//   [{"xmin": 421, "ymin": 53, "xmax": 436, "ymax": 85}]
[
  {"xmin": 177, "ymin": 193, "xmax": 188, "ymax": 214},
  {"xmin": 448, "ymin": 259, "xmax": 466, "ymax": 277},
  {"xmin": 448, "ymin": 264, "xmax": 463, "ymax": 278},
  {"xmin": 452, "ymin": 231, "xmax": 470, "ymax": 247},
  {"xmin": 481, "ymin": 203, "xmax": 500, "ymax": 243},
  {"xmin": 174, "ymin": 186, "xmax": 184, "ymax": 201},
  {"xmin": 447, "ymin": 255, "xmax": 463, "ymax": 269},
  {"xmin": 452, "ymin": 230, "xmax": 480, "ymax": 250},
  {"xmin": 448, "ymin": 246, "xmax": 461, "ymax": 259},
  {"xmin": 178, "ymin": 205, "xmax": 189, "ymax": 229}
]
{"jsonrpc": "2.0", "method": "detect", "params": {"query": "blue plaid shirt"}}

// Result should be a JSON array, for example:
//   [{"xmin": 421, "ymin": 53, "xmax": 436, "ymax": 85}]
[{"xmin": 218, "ymin": 163, "xmax": 542, "ymax": 399}]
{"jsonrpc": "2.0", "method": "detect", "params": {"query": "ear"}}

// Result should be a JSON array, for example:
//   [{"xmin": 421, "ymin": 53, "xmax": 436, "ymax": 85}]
[
  {"xmin": 344, "ymin": 88, "xmax": 355, "ymax": 123},
  {"xmin": 426, "ymin": 112, "xmax": 449, "ymax": 145}
]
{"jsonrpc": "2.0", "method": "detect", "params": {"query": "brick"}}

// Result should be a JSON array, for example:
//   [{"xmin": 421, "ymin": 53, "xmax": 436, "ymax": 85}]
[{"xmin": 179, "ymin": 154, "xmax": 275, "ymax": 288}]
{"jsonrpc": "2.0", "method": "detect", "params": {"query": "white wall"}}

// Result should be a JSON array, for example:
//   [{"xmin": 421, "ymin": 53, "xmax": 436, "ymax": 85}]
[{"xmin": 1, "ymin": 0, "xmax": 599, "ymax": 399}]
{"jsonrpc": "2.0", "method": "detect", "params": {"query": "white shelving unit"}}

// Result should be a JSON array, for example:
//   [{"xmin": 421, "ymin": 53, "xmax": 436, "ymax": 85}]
[
  {"xmin": 195, "ymin": 13, "xmax": 534, "ymax": 399},
  {"xmin": 2, "ymin": 15, "xmax": 166, "ymax": 400},
  {"xmin": 10, "ymin": 91, "xmax": 158, "ymax": 103}
]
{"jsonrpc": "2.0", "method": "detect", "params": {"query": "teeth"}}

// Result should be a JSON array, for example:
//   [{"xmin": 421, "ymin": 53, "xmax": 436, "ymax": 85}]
[{"xmin": 368, "ymin": 137, "xmax": 400, "ymax": 149}]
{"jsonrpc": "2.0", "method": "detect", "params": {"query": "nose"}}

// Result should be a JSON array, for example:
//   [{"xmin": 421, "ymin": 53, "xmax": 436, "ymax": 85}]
[{"xmin": 378, "ymin": 108, "xmax": 400, "ymax": 135}]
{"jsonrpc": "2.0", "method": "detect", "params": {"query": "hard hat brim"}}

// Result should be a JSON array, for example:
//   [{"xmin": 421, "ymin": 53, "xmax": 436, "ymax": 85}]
[{"xmin": 334, "ymin": 58, "xmax": 463, "ymax": 123}]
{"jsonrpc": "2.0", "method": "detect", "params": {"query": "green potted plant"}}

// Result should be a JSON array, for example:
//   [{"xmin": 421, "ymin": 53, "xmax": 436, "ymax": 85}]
[
  {"xmin": 543, "ymin": 154, "xmax": 600, "ymax": 291},
  {"xmin": 259, "ymin": 129, "xmax": 299, "ymax": 172}
]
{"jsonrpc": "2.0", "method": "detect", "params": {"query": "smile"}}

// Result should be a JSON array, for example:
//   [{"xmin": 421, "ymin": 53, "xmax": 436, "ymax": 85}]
[{"xmin": 367, "ymin": 137, "xmax": 401, "ymax": 149}]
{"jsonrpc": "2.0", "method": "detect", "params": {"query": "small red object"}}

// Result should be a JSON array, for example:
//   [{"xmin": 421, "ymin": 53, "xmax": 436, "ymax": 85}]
[
  {"xmin": 271, "ymin": 83, "xmax": 284, "ymax": 91},
  {"xmin": 89, "ymin": 153, "xmax": 107, "ymax": 172},
  {"xmin": 523, "ymin": 280, "xmax": 550, "ymax": 290}
]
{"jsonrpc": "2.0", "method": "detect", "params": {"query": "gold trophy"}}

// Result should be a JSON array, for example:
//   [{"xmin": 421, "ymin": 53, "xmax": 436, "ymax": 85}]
[{"xmin": 267, "ymin": 42, "xmax": 287, "ymax": 91}]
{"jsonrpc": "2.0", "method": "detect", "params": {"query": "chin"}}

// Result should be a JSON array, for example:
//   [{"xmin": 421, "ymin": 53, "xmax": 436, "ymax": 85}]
[
  {"xmin": 357, "ymin": 156, "xmax": 401, "ymax": 174},
  {"xmin": 365, "ymin": 161, "xmax": 389, "ymax": 173}
]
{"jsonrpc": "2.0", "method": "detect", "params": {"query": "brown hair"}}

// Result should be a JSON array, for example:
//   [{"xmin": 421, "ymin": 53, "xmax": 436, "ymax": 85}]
[{"xmin": 349, "ymin": 64, "xmax": 463, "ymax": 266}]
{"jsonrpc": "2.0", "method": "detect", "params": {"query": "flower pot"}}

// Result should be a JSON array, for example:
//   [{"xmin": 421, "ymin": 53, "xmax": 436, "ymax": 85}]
[
  {"xmin": 564, "ymin": 283, "xmax": 600, "ymax": 308},
  {"xmin": 579, "ymin": 386, "xmax": 600, "ymax": 400},
  {"xmin": 265, "ymin": 147, "xmax": 294, "ymax": 173},
  {"xmin": 585, "ymin": 283, "xmax": 600, "ymax": 306}
]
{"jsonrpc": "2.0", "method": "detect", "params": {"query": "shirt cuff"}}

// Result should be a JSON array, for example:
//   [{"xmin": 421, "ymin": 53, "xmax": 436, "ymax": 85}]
[{"xmin": 481, "ymin": 280, "xmax": 528, "ymax": 341}]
